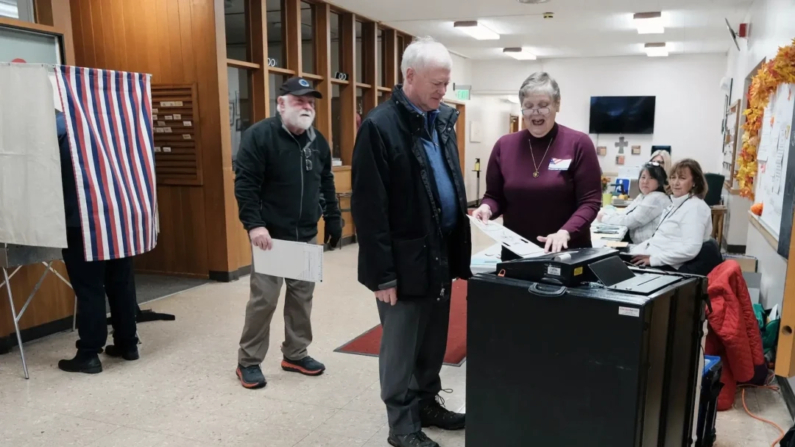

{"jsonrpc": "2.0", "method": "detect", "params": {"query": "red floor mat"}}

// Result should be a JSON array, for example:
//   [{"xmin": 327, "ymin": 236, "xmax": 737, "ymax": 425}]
[{"xmin": 335, "ymin": 280, "xmax": 467, "ymax": 366}]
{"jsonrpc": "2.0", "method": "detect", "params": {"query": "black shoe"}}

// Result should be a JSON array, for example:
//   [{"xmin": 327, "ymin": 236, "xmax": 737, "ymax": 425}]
[
  {"xmin": 420, "ymin": 395, "xmax": 465, "ymax": 430},
  {"xmin": 281, "ymin": 356, "xmax": 325, "ymax": 376},
  {"xmin": 387, "ymin": 431, "xmax": 439, "ymax": 447},
  {"xmin": 58, "ymin": 351, "xmax": 102, "ymax": 374},
  {"xmin": 236, "ymin": 364, "xmax": 267, "ymax": 389},
  {"xmin": 104, "ymin": 344, "xmax": 140, "ymax": 361}
]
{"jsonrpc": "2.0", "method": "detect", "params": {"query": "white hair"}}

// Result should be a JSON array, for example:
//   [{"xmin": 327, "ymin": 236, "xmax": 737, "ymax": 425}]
[
  {"xmin": 519, "ymin": 72, "xmax": 561, "ymax": 105},
  {"xmin": 400, "ymin": 36, "xmax": 453, "ymax": 80}
]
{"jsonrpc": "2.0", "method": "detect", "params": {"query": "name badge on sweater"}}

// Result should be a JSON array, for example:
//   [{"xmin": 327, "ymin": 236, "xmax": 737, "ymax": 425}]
[{"xmin": 548, "ymin": 158, "xmax": 572, "ymax": 170}]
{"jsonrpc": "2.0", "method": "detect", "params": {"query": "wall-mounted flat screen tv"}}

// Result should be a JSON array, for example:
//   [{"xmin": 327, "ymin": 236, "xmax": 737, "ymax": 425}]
[{"xmin": 589, "ymin": 96, "xmax": 656, "ymax": 134}]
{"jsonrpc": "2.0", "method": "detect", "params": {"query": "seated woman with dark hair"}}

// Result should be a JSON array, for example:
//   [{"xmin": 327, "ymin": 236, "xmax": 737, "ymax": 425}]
[
  {"xmin": 630, "ymin": 158, "xmax": 713, "ymax": 270},
  {"xmin": 597, "ymin": 162, "xmax": 670, "ymax": 245}
]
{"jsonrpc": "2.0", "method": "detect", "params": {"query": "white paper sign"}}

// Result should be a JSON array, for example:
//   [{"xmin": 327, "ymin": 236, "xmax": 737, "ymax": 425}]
[{"xmin": 252, "ymin": 239, "xmax": 324, "ymax": 282}]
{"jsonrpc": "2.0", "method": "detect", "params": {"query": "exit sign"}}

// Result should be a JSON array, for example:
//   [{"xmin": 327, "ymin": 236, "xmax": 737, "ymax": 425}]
[{"xmin": 456, "ymin": 89, "xmax": 470, "ymax": 100}]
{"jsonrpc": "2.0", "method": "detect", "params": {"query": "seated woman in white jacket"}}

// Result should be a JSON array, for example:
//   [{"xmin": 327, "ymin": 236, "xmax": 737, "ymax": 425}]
[
  {"xmin": 596, "ymin": 162, "xmax": 670, "ymax": 244},
  {"xmin": 630, "ymin": 159, "xmax": 713, "ymax": 269}
]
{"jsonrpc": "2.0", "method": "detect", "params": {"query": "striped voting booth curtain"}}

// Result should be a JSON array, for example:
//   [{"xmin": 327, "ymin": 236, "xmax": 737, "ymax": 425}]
[{"xmin": 55, "ymin": 66, "xmax": 158, "ymax": 261}]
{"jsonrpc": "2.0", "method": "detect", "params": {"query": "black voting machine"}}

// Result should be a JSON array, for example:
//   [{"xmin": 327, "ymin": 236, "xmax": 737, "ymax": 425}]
[{"xmin": 466, "ymin": 248, "xmax": 708, "ymax": 447}]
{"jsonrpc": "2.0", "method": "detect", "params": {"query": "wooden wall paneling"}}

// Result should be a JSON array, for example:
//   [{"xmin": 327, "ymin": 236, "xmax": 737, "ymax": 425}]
[
  {"xmin": 136, "ymin": 186, "xmax": 210, "ymax": 276},
  {"xmin": 384, "ymin": 29, "xmax": 397, "ymax": 88},
  {"xmin": 313, "ymin": 3, "xmax": 332, "ymax": 140},
  {"xmin": 209, "ymin": 0, "xmax": 240, "ymax": 275},
  {"xmin": 33, "ymin": 0, "xmax": 53, "ymax": 25},
  {"xmin": 250, "ymin": 0, "xmax": 269, "ymax": 120},
  {"xmin": 339, "ymin": 12, "xmax": 357, "ymax": 166},
  {"xmin": 285, "ymin": 0, "xmax": 302, "ymax": 74},
  {"xmin": 361, "ymin": 21, "xmax": 377, "ymax": 115},
  {"xmin": 456, "ymin": 103, "xmax": 467, "ymax": 175},
  {"xmin": 32, "ymin": 0, "xmax": 75, "ymax": 63},
  {"xmin": 0, "ymin": 263, "xmax": 75, "ymax": 338}
]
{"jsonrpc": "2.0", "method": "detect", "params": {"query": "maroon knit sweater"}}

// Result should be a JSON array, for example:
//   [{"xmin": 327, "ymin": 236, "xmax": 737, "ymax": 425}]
[{"xmin": 481, "ymin": 124, "xmax": 602, "ymax": 248}]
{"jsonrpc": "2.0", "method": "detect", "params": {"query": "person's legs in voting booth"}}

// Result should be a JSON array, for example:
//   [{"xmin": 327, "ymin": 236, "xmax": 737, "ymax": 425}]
[
  {"xmin": 280, "ymin": 278, "xmax": 326, "ymax": 376},
  {"xmin": 237, "ymin": 271, "xmax": 281, "ymax": 388},
  {"xmin": 103, "ymin": 256, "xmax": 139, "ymax": 358},
  {"xmin": 59, "ymin": 228, "xmax": 106, "ymax": 373}
]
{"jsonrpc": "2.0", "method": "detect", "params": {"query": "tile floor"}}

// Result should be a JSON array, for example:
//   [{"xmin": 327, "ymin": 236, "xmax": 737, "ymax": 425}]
[{"xmin": 0, "ymin": 229, "xmax": 791, "ymax": 446}]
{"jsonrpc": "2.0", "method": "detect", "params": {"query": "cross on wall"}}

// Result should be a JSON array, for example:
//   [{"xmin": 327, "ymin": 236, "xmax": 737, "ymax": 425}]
[{"xmin": 615, "ymin": 137, "xmax": 628, "ymax": 155}]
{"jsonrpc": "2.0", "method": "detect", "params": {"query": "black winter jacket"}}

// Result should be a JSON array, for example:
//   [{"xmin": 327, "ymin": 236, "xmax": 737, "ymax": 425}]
[
  {"xmin": 234, "ymin": 114, "xmax": 340, "ymax": 242},
  {"xmin": 351, "ymin": 86, "xmax": 472, "ymax": 300}
]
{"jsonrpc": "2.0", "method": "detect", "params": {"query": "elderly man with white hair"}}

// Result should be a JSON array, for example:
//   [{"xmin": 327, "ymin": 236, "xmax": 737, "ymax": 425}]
[
  {"xmin": 233, "ymin": 77, "xmax": 341, "ymax": 389},
  {"xmin": 352, "ymin": 37, "xmax": 471, "ymax": 447}
]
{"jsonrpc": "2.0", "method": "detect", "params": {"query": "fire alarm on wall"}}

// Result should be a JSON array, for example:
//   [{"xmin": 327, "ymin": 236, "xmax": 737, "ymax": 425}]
[
  {"xmin": 739, "ymin": 23, "xmax": 749, "ymax": 38},
  {"xmin": 543, "ymin": 12, "xmax": 554, "ymax": 19}
]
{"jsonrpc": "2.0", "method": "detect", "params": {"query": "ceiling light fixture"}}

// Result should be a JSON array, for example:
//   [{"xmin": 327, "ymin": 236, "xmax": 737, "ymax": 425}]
[
  {"xmin": 453, "ymin": 21, "xmax": 500, "ymax": 40},
  {"xmin": 634, "ymin": 12, "xmax": 664, "ymax": 34},
  {"xmin": 503, "ymin": 47, "xmax": 537, "ymax": 60},
  {"xmin": 644, "ymin": 42, "xmax": 669, "ymax": 57}
]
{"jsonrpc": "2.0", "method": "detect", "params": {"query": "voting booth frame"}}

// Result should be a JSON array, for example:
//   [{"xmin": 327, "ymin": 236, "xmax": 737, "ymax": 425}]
[{"xmin": 1, "ymin": 249, "xmax": 77, "ymax": 379}]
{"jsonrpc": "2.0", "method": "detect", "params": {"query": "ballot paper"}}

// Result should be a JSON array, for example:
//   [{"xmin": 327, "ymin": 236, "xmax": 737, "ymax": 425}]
[
  {"xmin": 467, "ymin": 215, "xmax": 545, "ymax": 258},
  {"xmin": 252, "ymin": 239, "xmax": 323, "ymax": 282}
]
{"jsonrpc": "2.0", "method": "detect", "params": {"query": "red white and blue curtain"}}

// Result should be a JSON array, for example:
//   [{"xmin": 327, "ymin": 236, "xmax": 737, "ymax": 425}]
[{"xmin": 55, "ymin": 66, "xmax": 158, "ymax": 261}]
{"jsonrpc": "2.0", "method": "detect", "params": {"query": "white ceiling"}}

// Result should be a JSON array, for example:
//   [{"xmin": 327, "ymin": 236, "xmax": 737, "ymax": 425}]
[{"xmin": 329, "ymin": 0, "xmax": 754, "ymax": 59}]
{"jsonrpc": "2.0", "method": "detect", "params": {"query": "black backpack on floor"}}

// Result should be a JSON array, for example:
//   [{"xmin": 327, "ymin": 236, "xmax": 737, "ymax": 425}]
[{"xmin": 782, "ymin": 426, "xmax": 795, "ymax": 446}]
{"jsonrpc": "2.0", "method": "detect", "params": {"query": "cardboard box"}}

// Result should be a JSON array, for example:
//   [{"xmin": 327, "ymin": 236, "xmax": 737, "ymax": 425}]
[{"xmin": 724, "ymin": 254, "xmax": 758, "ymax": 273}]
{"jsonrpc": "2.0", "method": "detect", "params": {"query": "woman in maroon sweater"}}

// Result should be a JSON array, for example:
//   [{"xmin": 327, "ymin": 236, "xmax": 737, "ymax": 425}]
[{"xmin": 473, "ymin": 72, "xmax": 602, "ymax": 254}]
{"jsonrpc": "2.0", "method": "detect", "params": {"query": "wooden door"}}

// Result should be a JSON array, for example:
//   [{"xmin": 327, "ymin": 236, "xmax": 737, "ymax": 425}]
[{"xmin": 509, "ymin": 115, "xmax": 520, "ymax": 133}]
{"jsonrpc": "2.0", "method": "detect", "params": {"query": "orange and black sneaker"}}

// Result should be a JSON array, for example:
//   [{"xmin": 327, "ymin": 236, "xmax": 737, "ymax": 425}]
[
  {"xmin": 281, "ymin": 356, "xmax": 325, "ymax": 376},
  {"xmin": 236, "ymin": 364, "xmax": 267, "ymax": 389}
]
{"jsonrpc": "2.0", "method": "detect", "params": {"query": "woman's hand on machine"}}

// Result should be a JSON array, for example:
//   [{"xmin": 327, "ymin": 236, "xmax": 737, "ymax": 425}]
[
  {"xmin": 538, "ymin": 230, "xmax": 570, "ymax": 253},
  {"xmin": 631, "ymin": 255, "xmax": 651, "ymax": 267}
]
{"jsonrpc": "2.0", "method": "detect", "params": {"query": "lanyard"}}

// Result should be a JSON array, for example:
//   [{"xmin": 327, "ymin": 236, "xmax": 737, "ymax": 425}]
[{"xmin": 650, "ymin": 195, "xmax": 692, "ymax": 239}]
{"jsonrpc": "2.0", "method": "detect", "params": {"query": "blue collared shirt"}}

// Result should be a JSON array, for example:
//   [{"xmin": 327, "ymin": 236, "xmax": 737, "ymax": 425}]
[{"xmin": 406, "ymin": 101, "xmax": 459, "ymax": 232}]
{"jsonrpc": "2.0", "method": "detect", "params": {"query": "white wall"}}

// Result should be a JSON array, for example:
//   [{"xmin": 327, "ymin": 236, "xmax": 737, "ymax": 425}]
[
  {"xmin": 469, "ymin": 54, "xmax": 727, "ymax": 177},
  {"xmin": 446, "ymin": 53, "xmax": 472, "ymax": 102},
  {"xmin": 464, "ymin": 95, "xmax": 519, "ymax": 202}
]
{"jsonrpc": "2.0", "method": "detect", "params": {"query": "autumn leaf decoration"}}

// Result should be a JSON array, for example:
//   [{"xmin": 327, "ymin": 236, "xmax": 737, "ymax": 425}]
[{"xmin": 736, "ymin": 39, "xmax": 795, "ymax": 200}]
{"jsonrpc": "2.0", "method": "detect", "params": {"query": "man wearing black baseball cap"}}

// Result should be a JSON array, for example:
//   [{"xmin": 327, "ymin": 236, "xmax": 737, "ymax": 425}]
[
  {"xmin": 233, "ymin": 76, "xmax": 341, "ymax": 389},
  {"xmin": 279, "ymin": 76, "xmax": 323, "ymax": 98}
]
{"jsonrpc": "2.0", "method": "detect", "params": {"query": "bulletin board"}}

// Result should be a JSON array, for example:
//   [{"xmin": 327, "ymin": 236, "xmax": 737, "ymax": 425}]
[{"xmin": 754, "ymin": 83, "xmax": 795, "ymax": 257}]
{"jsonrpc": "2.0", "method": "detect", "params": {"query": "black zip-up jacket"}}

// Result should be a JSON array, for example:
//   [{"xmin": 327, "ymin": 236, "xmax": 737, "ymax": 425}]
[
  {"xmin": 234, "ymin": 114, "xmax": 340, "ymax": 242},
  {"xmin": 352, "ymin": 86, "xmax": 472, "ymax": 300}
]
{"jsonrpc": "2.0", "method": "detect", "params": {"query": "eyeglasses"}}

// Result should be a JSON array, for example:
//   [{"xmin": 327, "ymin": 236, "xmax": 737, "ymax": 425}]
[
  {"xmin": 645, "ymin": 161, "xmax": 662, "ymax": 168},
  {"xmin": 521, "ymin": 107, "xmax": 551, "ymax": 117},
  {"xmin": 303, "ymin": 146, "xmax": 313, "ymax": 171}
]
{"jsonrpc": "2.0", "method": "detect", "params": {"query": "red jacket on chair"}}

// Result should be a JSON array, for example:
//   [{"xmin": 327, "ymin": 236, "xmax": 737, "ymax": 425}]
[{"xmin": 705, "ymin": 260, "xmax": 767, "ymax": 410}]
